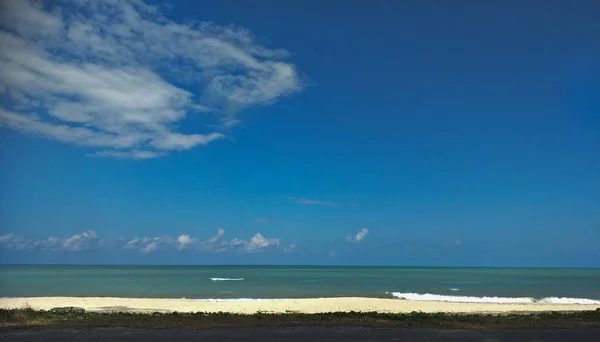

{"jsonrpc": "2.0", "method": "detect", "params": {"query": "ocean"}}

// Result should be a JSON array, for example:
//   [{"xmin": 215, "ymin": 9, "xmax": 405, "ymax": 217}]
[{"xmin": 1, "ymin": 265, "xmax": 599, "ymax": 304}]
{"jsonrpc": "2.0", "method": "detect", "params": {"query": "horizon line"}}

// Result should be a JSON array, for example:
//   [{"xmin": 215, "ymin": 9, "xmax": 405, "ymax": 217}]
[{"xmin": 1, "ymin": 264, "xmax": 598, "ymax": 269}]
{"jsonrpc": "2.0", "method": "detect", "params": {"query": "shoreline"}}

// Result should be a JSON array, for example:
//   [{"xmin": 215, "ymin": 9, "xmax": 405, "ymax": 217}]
[{"xmin": 1, "ymin": 297, "xmax": 599, "ymax": 314}]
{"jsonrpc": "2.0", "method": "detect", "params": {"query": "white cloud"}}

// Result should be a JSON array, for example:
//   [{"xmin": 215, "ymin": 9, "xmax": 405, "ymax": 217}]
[
  {"xmin": 177, "ymin": 234, "xmax": 198, "ymax": 249},
  {"xmin": 246, "ymin": 232, "xmax": 280, "ymax": 251},
  {"xmin": 0, "ymin": 0, "xmax": 301, "ymax": 159},
  {"xmin": 329, "ymin": 249, "xmax": 337, "ymax": 257},
  {"xmin": 61, "ymin": 230, "xmax": 97, "ymax": 251},
  {"xmin": 289, "ymin": 197, "xmax": 339, "ymax": 206},
  {"xmin": 346, "ymin": 228, "xmax": 369, "ymax": 243},
  {"xmin": 283, "ymin": 242, "xmax": 297, "ymax": 253},
  {"xmin": 45, "ymin": 230, "xmax": 98, "ymax": 251}
]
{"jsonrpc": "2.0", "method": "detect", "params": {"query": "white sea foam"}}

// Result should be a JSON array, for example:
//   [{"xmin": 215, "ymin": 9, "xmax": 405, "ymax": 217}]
[
  {"xmin": 449, "ymin": 288, "xmax": 460, "ymax": 291},
  {"xmin": 537, "ymin": 297, "xmax": 600, "ymax": 305},
  {"xmin": 210, "ymin": 277, "xmax": 244, "ymax": 281},
  {"xmin": 389, "ymin": 292, "xmax": 600, "ymax": 304}
]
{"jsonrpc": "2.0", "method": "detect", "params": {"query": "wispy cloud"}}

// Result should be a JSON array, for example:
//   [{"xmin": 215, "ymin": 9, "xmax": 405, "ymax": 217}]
[
  {"xmin": 88, "ymin": 150, "xmax": 166, "ymax": 160},
  {"xmin": 123, "ymin": 238, "xmax": 141, "ymax": 250},
  {"xmin": 328, "ymin": 249, "xmax": 337, "ymax": 257},
  {"xmin": 197, "ymin": 228, "xmax": 240, "ymax": 253},
  {"xmin": 0, "ymin": 0, "xmax": 301, "ymax": 159},
  {"xmin": 288, "ymin": 197, "xmax": 339, "ymax": 206},
  {"xmin": 141, "ymin": 239, "xmax": 161, "ymax": 253},
  {"xmin": 444, "ymin": 240, "xmax": 462, "ymax": 247},
  {"xmin": 123, "ymin": 236, "xmax": 172, "ymax": 253},
  {"xmin": 207, "ymin": 228, "xmax": 226, "ymax": 244},
  {"xmin": 283, "ymin": 242, "xmax": 297, "ymax": 253},
  {"xmin": 0, "ymin": 233, "xmax": 14, "ymax": 243},
  {"xmin": 346, "ymin": 228, "xmax": 369, "ymax": 243}
]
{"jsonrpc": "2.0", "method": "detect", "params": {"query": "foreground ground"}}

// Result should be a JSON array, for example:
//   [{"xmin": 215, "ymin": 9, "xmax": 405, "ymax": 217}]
[
  {"xmin": 1, "ymin": 309, "xmax": 600, "ymax": 330},
  {"xmin": 2, "ymin": 327, "xmax": 600, "ymax": 342}
]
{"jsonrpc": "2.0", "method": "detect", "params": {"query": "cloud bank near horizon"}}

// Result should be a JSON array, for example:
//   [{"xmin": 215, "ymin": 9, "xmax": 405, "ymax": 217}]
[
  {"xmin": 0, "ymin": 229, "xmax": 281, "ymax": 254},
  {"xmin": 0, "ymin": 227, "xmax": 374, "ymax": 255}
]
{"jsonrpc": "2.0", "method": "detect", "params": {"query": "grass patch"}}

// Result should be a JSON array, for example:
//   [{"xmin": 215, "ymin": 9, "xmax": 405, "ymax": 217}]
[{"xmin": 1, "ymin": 309, "xmax": 599, "ymax": 331}]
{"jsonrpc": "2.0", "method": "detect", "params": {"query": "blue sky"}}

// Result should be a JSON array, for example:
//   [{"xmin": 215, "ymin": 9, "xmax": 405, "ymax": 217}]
[{"xmin": 0, "ymin": 0, "xmax": 599, "ymax": 266}]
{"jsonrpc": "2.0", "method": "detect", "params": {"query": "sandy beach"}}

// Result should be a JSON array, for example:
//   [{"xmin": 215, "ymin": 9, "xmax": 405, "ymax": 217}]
[{"xmin": 1, "ymin": 297, "xmax": 598, "ymax": 314}]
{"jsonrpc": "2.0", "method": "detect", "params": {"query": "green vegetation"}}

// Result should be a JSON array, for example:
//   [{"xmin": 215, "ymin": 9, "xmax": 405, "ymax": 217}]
[{"xmin": 1, "ymin": 308, "xmax": 599, "ymax": 330}]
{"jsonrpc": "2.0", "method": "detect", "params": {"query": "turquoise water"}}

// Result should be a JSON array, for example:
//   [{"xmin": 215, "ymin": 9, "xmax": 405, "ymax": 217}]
[{"xmin": 1, "ymin": 266, "xmax": 599, "ymax": 303}]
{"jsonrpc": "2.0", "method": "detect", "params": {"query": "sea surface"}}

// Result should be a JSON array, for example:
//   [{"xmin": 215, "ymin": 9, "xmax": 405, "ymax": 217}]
[{"xmin": 1, "ymin": 265, "xmax": 599, "ymax": 304}]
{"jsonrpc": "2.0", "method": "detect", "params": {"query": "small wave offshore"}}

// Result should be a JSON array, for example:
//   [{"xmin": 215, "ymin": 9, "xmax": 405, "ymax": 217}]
[
  {"xmin": 389, "ymin": 292, "xmax": 600, "ymax": 304},
  {"xmin": 210, "ymin": 277, "xmax": 244, "ymax": 281}
]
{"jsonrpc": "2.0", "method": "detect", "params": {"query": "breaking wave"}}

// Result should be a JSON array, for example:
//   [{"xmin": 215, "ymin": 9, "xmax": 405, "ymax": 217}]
[
  {"xmin": 210, "ymin": 277, "xmax": 244, "ymax": 281},
  {"xmin": 389, "ymin": 292, "xmax": 600, "ymax": 304}
]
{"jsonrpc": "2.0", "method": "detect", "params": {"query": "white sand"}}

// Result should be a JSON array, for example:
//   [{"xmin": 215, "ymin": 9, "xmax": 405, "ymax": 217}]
[{"xmin": 1, "ymin": 297, "xmax": 598, "ymax": 314}]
